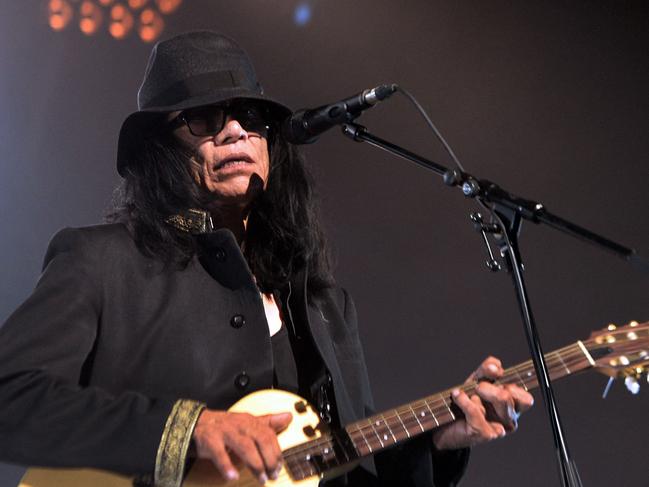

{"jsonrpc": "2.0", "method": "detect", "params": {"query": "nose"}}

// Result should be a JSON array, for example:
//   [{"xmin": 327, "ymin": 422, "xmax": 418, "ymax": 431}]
[{"xmin": 213, "ymin": 117, "xmax": 248, "ymax": 145}]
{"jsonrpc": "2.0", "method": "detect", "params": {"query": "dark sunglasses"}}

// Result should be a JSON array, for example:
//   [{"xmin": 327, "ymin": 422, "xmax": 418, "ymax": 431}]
[{"xmin": 169, "ymin": 101, "xmax": 272, "ymax": 137}]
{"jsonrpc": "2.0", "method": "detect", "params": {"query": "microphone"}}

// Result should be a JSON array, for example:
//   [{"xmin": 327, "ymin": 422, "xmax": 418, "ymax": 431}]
[{"xmin": 281, "ymin": 84, "xmax": 397, "ymax": 144}]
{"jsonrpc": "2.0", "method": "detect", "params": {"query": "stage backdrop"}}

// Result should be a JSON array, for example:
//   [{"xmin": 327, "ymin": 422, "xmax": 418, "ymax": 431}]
[{"xmin": 1, "ymin": 1, "xmax": 648, "ymax": 486}]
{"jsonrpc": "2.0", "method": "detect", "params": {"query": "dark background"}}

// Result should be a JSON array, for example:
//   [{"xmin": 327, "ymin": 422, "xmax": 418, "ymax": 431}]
[{"xmin": 1, "ymin": 1, "xmax": 648, "ymax": 486}]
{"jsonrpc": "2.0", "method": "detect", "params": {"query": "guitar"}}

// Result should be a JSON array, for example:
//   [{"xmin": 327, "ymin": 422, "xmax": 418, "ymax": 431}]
[{"xmin": 20, "ymin": 321, "xmax": 649, "ymax": 487}]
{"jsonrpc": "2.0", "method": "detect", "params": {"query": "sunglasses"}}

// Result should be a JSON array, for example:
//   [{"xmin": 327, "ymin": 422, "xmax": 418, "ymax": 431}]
[{"xmin": 169, "ymin": 101, "xmax": 272, "ymax": 137}]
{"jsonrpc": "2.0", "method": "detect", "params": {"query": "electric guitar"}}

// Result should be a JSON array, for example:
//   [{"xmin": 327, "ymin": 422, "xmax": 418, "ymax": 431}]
[{"xmin": 20, "ymin": 320, "xmax": 649, "ymax": 487}]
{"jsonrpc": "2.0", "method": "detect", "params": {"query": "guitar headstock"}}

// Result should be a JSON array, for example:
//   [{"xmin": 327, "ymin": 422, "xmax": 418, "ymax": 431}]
[{"xmin": 586, "ymin": 321, "xmax": 649, "ymax": 394}]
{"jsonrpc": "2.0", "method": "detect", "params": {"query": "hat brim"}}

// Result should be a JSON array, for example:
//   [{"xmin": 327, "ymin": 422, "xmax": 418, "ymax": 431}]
[{"xmin": 116, "ymin": 90, "xmax": 291, "ymax": 177}]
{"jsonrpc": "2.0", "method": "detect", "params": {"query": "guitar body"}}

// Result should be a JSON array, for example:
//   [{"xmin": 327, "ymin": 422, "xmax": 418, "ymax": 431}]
[{"xmin": 20, "ymin": 389, "xmax": 333, "ymax": 487}]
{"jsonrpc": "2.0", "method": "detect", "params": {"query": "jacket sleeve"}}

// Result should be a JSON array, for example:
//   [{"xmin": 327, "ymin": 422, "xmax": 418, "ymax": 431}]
[
  {"xmin": 0, "ymin": 227, "xmax": 187, "ymax": 477},
  {"xmin": 340, "ymin": 290, "xmax": 470, "ymax": 486}
]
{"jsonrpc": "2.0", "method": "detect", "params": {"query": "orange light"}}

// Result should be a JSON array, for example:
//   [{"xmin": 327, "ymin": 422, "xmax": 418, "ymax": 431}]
[
  {"xmin": 79, "ymin": 0, "xmax": 102, "ymax": 35},
  {"xmin": 138, "ymin": 8, "xmax": 163, "ymax": 42},
  {"xmin": 109, "ymin": 3, "xmax": 134, "ymax": 39},
  {"xmin": 48, "ymin": 0, "xmax": 72, "ymax": 31},
  {"xmin": 155, "ymin": 0, "xmax": 182, "ymax": 15},
  {"xmin": 47, "ymin": 0, "xmax": 181, "ymax": 41},
  {"xmin": 128, "ymin": 0, "xmax": 149, "ymax": 9}
]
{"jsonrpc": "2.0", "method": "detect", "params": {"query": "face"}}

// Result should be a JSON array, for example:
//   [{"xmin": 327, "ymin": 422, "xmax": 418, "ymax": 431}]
[{"xmin": 170, "ymin": 101, "xmax": 271, "ymax": 210}]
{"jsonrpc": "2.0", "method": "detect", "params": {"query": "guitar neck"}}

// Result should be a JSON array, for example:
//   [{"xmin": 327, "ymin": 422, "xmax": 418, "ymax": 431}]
[{"xmin": 282, "ymin": 340, "xmax": 595, "ymax": 481}]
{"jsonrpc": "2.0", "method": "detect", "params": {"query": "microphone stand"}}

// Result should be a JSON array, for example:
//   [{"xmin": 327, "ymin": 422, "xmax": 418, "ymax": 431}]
[{"xmin": 341, "ymin": 122, "xmax": 649, "ymax": 487}]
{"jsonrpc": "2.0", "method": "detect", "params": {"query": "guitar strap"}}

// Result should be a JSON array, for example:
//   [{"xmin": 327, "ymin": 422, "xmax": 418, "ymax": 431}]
[{"xmin": 278, "ymin": 267, "xmax": 340, "ymax": 428}]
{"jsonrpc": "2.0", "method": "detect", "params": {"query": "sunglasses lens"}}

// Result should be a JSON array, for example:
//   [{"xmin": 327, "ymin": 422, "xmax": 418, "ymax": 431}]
[
  {"xmin": 233, "ymin": 105, "xmax": 270, "ymax": 135},
  {"xmin": 184, "ymin": 106, "xmax": 226, "ymax": 136}
]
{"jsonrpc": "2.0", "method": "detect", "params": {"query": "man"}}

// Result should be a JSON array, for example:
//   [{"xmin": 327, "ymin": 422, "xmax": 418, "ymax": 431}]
[{"xmin": 0, "ymin": 32, "xmax": 532, "ymax": 486}]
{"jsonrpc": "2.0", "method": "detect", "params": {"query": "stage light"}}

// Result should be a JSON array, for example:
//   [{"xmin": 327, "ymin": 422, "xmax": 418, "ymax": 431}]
[
  {"xmin": 79, "ymin": 0, "xmax": 103, "ymax": 35},
  {"xmin": 48, "ymin": 0, "xmax": 73, "ymax": 31},
  {"xmin": 45, "ymin": 0, "xmax": 182, "ymax": 42},
  {"xmin": 128, "ymin": 0, "xmax": 149, "ymax": 9},
  {"xmin": 109, "ymin": 3, "xmax": 134, "ymax": 39},
  {"xmin": 139, "ymin": 8, "xmax": 164, "ymax": 43},
  {"xmin": 156, "ymin": 0, "xmax": 182, "ymax": 15},
  {"xmin": 294, "ymin": 2, "xmax": 312, "ymax": 26}
]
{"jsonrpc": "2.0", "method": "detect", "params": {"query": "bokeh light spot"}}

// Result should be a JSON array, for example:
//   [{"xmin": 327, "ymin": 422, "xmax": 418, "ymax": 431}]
[
  {"xmin": 109, "ymin": 3, "xmax": 134, "ymax": 39},
  {"xmin": 79, "ymin": 1, "xmax": 102, "ymax": 35},
  {"xmin": 48, "ymin": 0, "xmax": 72, "ymax": 31},
  {"xmin": 139, "ymin": 8, "xmax": 163, "ymax": 42},
  {"xmin": 294, "ymin": 3, "xmax": 312, "ymax": 26},
  {"xmin": 128, "ymin": 0, "xmax": 148, "ymax": 9},
  {"xmin": 156, "ymin": 0, "xmax": 182, "ymax": 15}
]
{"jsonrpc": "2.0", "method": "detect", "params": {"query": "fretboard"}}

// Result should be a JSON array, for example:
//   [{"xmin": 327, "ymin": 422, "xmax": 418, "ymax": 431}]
[{"xmin": 282, "ymin": 339, "xmax": 596, "ymax": 481}]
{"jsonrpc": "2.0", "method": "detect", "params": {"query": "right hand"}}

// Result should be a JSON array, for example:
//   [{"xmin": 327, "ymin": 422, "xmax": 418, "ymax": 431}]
[{"xmin": 192, "ymin": 409, "xmax": 293, "ymax": 485}]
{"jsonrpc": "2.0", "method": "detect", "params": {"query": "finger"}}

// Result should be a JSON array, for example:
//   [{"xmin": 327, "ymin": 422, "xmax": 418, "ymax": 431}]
[
  {"xmin": 488, "ymin": 421, "xmax": 507, "ymax": 439},
  {"xmin": 200, "ymin": 436, "xmax": 240, "ymax": 482},
  {"xmin": 505, "ymin": 384, "xmax": 535, "ymax": 413},
  {"xmin": 263, "ymin": 412, "xmax": 293, "ymax": 433},
  {"xmin": 478, "ymin": 356, "xmax": 504, "ymax": 380},
  {"xmin": 451, "ymin": 390, "xmax": 488, "ymax": 429},
  {"xmin": 475, "ymin": 382, "xmax": 517, "ymax": 431},
  {"xmin": 254, "ymin": 428, "xmax": 284, "ymax": 480},
  {"xmin": 226, "ymin": 433, "xmax": 268, "ymax": 484},
  {"xmin": 456, "ymin": 391, "xmax": 502, "ymax": 441}
]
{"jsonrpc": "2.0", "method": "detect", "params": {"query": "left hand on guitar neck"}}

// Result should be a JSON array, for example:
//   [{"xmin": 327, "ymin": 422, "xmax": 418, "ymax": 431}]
[{"xmin": 431, "ymin": 356, "xmax": 535, "ymax": 450}]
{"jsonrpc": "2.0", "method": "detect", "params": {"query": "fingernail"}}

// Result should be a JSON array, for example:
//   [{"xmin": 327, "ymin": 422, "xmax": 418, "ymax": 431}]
[
  {"xmin": 226, "ymin": 469, "xmax": 239, "ymax": 481},
  {"xmin": 452, "ymin": 388, "xmax": 460, "ymax": 398},
  {"xmin": 487, "ymin": 363, "xmax": 498, "ymax": 373},
  {"xmin": 271, "ymin": 463, "xmax": 282, "ymax": 479},
  {"xmin": 259, "ymin": 473, "xmax": 269, "ymax": 484}
]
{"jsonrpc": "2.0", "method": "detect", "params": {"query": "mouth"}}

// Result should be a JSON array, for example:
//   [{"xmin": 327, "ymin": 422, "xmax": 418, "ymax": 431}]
[{"xmin": 213, "ymin": 153, "xmax": 254, "ymax": 171}]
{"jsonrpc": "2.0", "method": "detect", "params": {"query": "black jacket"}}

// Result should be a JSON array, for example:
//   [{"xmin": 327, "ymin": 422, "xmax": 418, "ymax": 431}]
[{"xmin": 0, "ymin": 224, "xmax": 467, "ymax": 485}]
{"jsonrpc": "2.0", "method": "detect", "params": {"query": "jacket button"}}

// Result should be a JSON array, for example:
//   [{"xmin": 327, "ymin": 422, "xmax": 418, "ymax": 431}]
[
  {"xmin": 214, "ymin": 247, "xmax": 226, "ymax": 261},
  {"xmin": 230, "ymin": 314, "xmax": 245, "ymax": 328},
  {"xmin": 235, "ymin": 372, "xmax": 250, "ymax": 389}
]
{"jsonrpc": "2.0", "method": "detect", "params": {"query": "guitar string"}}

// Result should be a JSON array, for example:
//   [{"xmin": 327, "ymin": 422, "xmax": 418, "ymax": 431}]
[
  {"xmin": 283, "ymin": 345, "xmax": 587, "ymax": 463},
  {"xmin": 286, "ymin": 335, "xmax": 648, "ymax": 464},
  {"xmin": 341, "ymin": 349, "xmax": 592, "ymax": 457},
  {"xmin": 285, "ymin": 333, "xmax": 643, "ymax": 462},
  {"xmin": 280, "ymin": 331, "xmax": 646, "ymax": 468},
  {"xmin": 346, "ymin": 345, "xmax": 591, "ymax": 442},
  {"xmin": 282, "ymin": 344, "xmax": 589, "ymax": 463}
]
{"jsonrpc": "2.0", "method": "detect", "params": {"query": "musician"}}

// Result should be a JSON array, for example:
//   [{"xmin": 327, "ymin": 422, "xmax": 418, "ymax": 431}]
[{"xmin": 0, "ymin": 32, "xmax": 533, "ymax": 486}]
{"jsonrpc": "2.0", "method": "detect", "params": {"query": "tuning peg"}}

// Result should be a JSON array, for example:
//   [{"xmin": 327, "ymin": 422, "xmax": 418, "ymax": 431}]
[{"xmin": 624, "ymin": 376, "xmax": 640, "ymax": 395}]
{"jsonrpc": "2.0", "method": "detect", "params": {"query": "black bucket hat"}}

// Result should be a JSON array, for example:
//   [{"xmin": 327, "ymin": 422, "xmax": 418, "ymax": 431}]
[{"xmin": 116, "ymin": 31, "xmax": 292, "ymax": 176}]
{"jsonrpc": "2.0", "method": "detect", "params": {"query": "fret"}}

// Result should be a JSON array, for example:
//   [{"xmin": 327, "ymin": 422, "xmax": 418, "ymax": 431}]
[
  {"xmin": 512, "ymin": 367, "xmax": 529, "ymax": 391},
  {"xmin": 395, "ymin": 410, "xmax": 411, "ymax": 438},
  {"xmin": 408, "ymin": 404, "xmax": 425, "ymax": 433},
  {"xmin": 440, "ymin": 394, "xmax": 455, "ymax": 421},
  {"xmin": 556, "ymin": 351, "xmax": 571, "ymax": 374},
  {"xmin": 424, "ymin": 399, "xmax": 440, "ymax": 426},
  {"xmin": 354, "ymin": 421, "xmax": 373, "ymax": 454},
  {"xmin": 381, "ymin": 412, "xmax": 398, "ymax": 443},
  {"xmin": 368, "ymin": 419, "xmax": 385, "ymax": 448}
]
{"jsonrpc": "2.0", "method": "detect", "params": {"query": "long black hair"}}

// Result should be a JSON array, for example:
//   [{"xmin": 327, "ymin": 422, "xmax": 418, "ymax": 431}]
[{"xmin": 108, "ymin": 119, "xmax": 334, "ymax": 293}]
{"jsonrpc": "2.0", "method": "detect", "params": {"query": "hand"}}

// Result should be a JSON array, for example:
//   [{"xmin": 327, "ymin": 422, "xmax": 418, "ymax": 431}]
[
  {"xmin": 192, "ymin": 409, "xmax": 293, "ymax": 484},
  {"xmin": 431, "ymin": 356, "xmax": 534, "ymax": 451}
]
